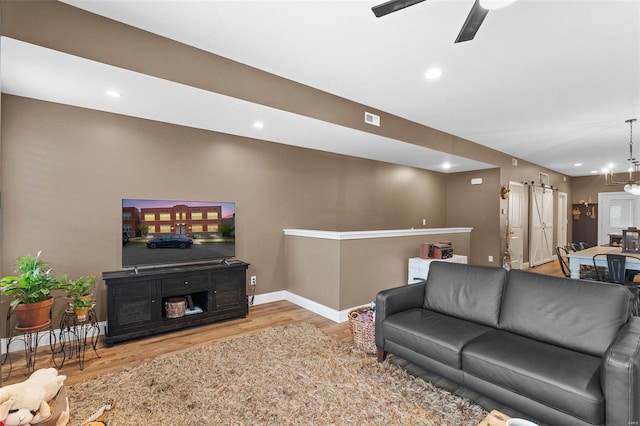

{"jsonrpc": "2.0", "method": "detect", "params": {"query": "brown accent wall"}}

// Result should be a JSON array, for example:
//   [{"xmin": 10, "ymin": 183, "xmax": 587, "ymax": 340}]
[
  {"xmin": 286, "ymin": 231, "xmax": 470, "ymax": 311},
  {"xmin": 573, "ymin": 174, "xmax": 625, "ymax": 204},
  {"xmin": 285, "ymin": 237, "xmax": 341, "ymax": 309},
  {"xmin": 1, "ymin": 95, "xmax": 449, "ymax": 322},
  {"xmin": 337, "ymin": 233, "xmax": 470, "ymax": 308},
  {"xmin": 445, "ymin": 169, "xmax": 501, "ymax": 265}
]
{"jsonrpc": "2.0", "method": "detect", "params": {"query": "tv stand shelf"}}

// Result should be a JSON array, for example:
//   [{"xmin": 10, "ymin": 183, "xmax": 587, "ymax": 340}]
[{"xmin": 102, "ymin": 261, "xmax": 249, "ymax": 346}]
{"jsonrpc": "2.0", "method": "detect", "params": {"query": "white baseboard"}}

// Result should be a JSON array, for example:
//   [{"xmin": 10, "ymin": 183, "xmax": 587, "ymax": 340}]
[
  {"xmin": 230, "ymin": 289, "xmax": 367, "ymax": 323},
  {"xmin": 249, "ymin": 290, "xmax": 287, "ymax": 306},
  {"xmin": 251, "ymin": 290, "xmax": 357, "ymax": 323}
]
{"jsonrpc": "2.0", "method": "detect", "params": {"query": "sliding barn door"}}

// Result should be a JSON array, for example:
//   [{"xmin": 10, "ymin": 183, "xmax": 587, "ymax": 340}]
[{"xmin": 529, "ymin": 186, "xmax": 554, "ymax": 267}]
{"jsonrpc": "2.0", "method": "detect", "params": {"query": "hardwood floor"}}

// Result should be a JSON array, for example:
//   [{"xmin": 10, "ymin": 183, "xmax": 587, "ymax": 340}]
[
  {"xmin": 526, "ymin": 258, "xmax": 565, "ymax": 278},
  {"xmin": 1, "ymin": 261, "xmax": 563, "ymax": 387}
]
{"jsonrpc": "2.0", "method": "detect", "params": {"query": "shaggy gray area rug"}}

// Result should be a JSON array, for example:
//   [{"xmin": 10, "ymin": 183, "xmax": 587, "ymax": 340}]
[{"xmin": 68, "ymin": 323, "xmax": 487, "ymax": 425}]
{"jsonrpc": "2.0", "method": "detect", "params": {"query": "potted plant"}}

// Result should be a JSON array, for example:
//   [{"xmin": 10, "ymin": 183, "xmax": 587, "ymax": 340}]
[
  {"xmin": 72, "ymin": 297, "xmax": 95, "ymax": 322},
  {"xmin": 60, "ymin": 274, "xmax": 96, "ymax": 312},
  {"xmin": 0, "ymin": 251, "xmax": 59, "ymax": 328}
]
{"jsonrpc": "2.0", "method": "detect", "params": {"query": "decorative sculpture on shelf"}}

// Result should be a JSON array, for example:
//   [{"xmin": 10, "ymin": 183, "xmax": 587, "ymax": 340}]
[{"xmin": 500, "ymin": 184, "xmax": 510, "ymax": 200}]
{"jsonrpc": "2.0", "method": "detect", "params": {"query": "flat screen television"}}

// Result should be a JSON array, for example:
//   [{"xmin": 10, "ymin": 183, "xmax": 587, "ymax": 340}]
[{"xmin": 122, "ymin": 198, "xmax": 235, "ymax": 268}]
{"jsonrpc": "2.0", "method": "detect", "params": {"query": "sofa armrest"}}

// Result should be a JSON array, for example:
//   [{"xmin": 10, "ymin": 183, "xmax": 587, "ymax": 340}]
[
  {"xmin": 601, "ymin": 317, "xmax": 640, "ymax": 426},
  {"xmin": 375, "ymin": 281, "xmax": 426, "ymax": 348}
]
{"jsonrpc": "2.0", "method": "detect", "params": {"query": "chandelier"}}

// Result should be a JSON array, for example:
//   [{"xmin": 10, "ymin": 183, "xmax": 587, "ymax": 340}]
[{"xmin": 604, "ymin": 118, "xmax": 640, "ymax": 195}]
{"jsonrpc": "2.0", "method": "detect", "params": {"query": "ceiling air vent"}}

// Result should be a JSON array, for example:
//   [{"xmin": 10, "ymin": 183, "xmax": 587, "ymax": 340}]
[{"xmin": 364, "ymin": 112, "xmax": 380, "ymax": 127}]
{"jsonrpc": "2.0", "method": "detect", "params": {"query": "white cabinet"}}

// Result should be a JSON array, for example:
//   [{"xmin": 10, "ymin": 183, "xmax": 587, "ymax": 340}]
[{"xmin": 408, "ymin": 255, "xmax": 468, "ymax": 284}]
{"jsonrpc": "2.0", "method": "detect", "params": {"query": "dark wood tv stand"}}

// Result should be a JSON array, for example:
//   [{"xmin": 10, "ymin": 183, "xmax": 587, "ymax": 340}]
[{"xmin": 102, "ymin": 260, "xmax": 249, "ymax": 346}]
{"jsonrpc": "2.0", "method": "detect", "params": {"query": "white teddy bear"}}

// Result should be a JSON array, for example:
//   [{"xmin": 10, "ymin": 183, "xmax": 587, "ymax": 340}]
[
  {"xmin": 0, "ymin": 399, "xmax": 51, "ymax": 425},
  {"xmin": 0, "ymin": 368, "xmax": 68, "ymax": 426}
]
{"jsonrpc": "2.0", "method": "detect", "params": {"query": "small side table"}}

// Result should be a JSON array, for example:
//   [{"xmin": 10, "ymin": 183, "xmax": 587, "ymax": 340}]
[
  {"xmin": 1, "ymin": 319, "xmax": 56, "ymax": 379},
  {"xmin": 408, "ymin": 255, "xmax": 468, "ymax": 284},
  {"xmin": 55, "ymin": 307, "xmax": 100, "ymax": 370}
]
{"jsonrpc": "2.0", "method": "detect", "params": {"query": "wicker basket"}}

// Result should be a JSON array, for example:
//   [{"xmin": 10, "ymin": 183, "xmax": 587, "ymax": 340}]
[{"xmin": 348, "ymin": 307, "xmax": 376, "ymax": 354}]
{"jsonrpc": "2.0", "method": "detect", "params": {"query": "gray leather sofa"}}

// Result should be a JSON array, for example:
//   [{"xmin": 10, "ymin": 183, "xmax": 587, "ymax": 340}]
[{"xmin": 375, "ymin": 261, "xmax": 640, "ymax": 426}]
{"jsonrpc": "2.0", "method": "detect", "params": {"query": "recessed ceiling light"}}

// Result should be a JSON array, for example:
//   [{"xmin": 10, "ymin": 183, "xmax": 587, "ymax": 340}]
[
  {"xmin": 253, "ymin": 121, "xmax": 264, "ymax": 129},
  {"xmin": 425, "ymin": 67, "xmax": 443, "ymax": 80},
  {"xmin": 591, "ymin": 170, "xmax": 599, "ymax": 174},
  {"xmin": 106, "ymin": 89, "xmax": 122, "ymax": 98},
  {"xmin": 574, "ymin": 163, "xmax": 583, "ymax": 167},
  {"xmin": 442, "ymin": 162, "xmax": 451, "ymax": 170},
  {"xmin": 480, "ymin": 0, "xmax": 518, "ymax": 10}
]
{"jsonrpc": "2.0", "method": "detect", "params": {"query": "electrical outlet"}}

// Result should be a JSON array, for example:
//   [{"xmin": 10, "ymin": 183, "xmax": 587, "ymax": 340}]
[
  {"xmin": 250, "ymin": 276, "xmax": 257, "ymax": 286},
  {"xmin": 488, "ymin": 255, "xmax": 494, "ymax": 262}
]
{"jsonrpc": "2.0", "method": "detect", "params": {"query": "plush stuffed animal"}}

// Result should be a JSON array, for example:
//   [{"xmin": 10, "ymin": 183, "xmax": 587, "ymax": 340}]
[
  {"xmin": 0, "ymin": 368, "xmax": 67, "ymax": 426},
  {"xmin": 24, "ymin": 369, "xmax": 65, "ymax": 404},
  {"xmin": 0, "ymin": 368, "xmax": 65, "ymax": 411},
  {"xmin": 0, "ymin": 399, "xmax": 14, "ymax": 423},
  {"xmin": 1, "ymin": 400, "xmax": 50, "ymax": 425}
]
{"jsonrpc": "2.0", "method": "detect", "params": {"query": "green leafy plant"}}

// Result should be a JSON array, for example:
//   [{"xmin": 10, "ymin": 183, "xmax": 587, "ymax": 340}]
[
  {"xmin": 0, "ymin": 251, "xmax": 59, "ymax": 308},
  {"xmin": 72, "ymin": 297, "xmax": 95, "ymax": 309},
  {"xmin": 60, "ymin": 274, "xmax": 96, "ymax": 298}
]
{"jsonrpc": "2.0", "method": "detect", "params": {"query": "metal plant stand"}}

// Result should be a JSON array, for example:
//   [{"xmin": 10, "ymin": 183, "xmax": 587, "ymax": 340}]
[
  {"xmin": 55, "ymin": 307, "xmax": 100, "ymax": 370},
  {"xmin": 1, "ymin": 306, "xmax": 57, "ymax": 380}
]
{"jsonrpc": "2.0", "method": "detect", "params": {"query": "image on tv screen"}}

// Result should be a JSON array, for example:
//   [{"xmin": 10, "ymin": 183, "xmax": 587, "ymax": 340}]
[{"xmin": 122, "ymin": 198, "xmax": 235, "ymax": 267}]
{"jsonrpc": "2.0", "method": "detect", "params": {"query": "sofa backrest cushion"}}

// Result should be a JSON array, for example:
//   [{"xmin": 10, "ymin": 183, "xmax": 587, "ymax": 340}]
[
  {"xmin": 424, "ymin": 262, "xmax": 508, "ymax": 327},
  {"xmin": 500, "ymin": 270, "xmax": 633, "ymax": 356}
]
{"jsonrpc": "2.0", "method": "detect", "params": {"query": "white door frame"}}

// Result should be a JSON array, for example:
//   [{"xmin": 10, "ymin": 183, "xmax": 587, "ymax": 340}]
[
  {"xmin": 508, "ymin": 181, "xmax": 525, "ymax": 270},
  {"xmin": 557, "ymin": 191, "xmax": 568, "ymax": 249}
]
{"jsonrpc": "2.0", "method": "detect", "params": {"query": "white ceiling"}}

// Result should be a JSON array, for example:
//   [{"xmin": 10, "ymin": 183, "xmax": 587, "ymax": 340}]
[{"xmin": 3, "ymin": 0, "xmax": 640, "ymax": 177}]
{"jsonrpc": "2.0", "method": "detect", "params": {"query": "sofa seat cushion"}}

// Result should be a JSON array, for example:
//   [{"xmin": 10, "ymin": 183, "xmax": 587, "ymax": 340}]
[
  {"xmin": 383, "ymin": 308, "xmax": 492, "ymax": 369},
  {"xmin": 462, "ymin": 330, "xmax": 604, "ymax": 425}
]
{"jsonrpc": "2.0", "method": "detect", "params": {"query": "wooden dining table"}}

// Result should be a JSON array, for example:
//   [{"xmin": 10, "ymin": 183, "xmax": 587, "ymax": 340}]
[{"xmin": 567, "ymin": 245, "xmax": 640, "ymax": 279}]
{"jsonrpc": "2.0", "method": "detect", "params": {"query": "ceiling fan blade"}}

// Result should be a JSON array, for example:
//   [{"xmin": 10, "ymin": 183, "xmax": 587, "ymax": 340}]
[
  {"xmin": 372, "ymin": 0, "xmax": 426, "ymax": 18},
  {"xmin": 455, "ymin": 0, "xmax": 489, "ymax": 43}
]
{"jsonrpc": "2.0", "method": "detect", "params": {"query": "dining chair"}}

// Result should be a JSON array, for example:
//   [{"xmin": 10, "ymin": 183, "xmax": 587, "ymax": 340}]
[
  {"xmin": 555, "ymin": 246, "xmax": 571, "ymax": 278},
  {"xmin": 593, "ymin": 253, "xmax": 640, "ymax": 315},
  {"xmin": 558, "ymin": 247, "xmax": 597, "ymax": 280},
  {"xmin": 608, "ymin": 254, "xmax": 626, "ymax": 283},
  {"xmin": 569, "ymin": 243, "xmax": 580, "ymax": 252},
  {"xmin": 579, "ymin": 242, "xmax": 591, "ymax": 250},
  {"xmin": 593, "ymin": 254, "xmax": 640, "ymax": 283},
  {"xmin": 593, "ymin": 253, "xmax": 613, "ymax": 282}
]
